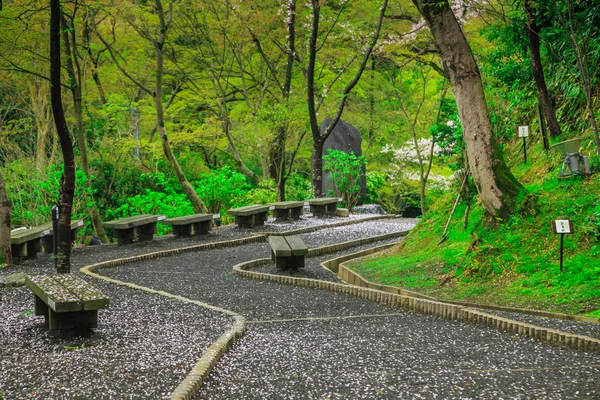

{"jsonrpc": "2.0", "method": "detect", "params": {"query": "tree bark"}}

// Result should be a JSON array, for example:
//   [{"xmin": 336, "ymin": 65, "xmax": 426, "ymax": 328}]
[
  {"xmin": 0, "ymin": 170, "xmax": 12, "ymax": 267},
  {"xmin": 524, "ymin": 0, "xmax": 561, "ymax": 138},
  {"xmin": 413, "ymin": 0, "xmax": 522, "ymax": 220},
  {"xmin": 51, "ymin": 0, "xmax": 75, "ymax": 273},
  {"xmin": 61, "ymin": 12, "xmax": 109, "ymax": 244}
]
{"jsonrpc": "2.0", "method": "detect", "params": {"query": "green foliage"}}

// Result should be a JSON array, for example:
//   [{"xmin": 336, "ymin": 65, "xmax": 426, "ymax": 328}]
[
  {"xmin": 242, "ymin": 179, "xmax": 277, "ymax": 205},
  {"xmin": 193, "ymin": 167, "xmax": 251, "ymax": 215},
  {"xmin": 323, "ymin": 150, "xmax": 366, "ymax": 210},
  {"xmin": 365, "ymin": 171, "xmax": 385, "ymax": 204},
  {"xmin": 286, "ymin": 174, "xmax": 312, "ymax": 201}
]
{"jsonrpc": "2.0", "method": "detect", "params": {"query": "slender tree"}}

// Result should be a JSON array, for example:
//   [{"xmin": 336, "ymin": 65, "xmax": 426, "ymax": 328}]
[
  {"xmin": 412, "ymin": 0, "xmax": 522, "ymax": 219},
  {"xmin": 524, "ymin": 0, "xmax": 561, "ymax": 138},
  {"xmin": 50, "ymin": 0, "xmax": 75, "ymax": 273}
]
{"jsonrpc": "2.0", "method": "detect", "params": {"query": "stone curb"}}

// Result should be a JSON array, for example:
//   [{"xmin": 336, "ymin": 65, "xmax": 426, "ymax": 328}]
[
  {"xmin": 255, "ymin": 215, "xmax": 406, "ymax": 236},
  {"xmin": 234, "ymin": 254, "xmax": 600, "ymax": 353},
  {"xmin": 79, "ymin": 235, "xmax": 264, "ymax": 400}
]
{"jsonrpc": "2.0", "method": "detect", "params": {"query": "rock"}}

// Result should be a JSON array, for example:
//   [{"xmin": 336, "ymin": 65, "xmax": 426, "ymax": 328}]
[
  {"xmin": 354, "ymin": 204, "xmax": 387, "ymax": 215},
  {"xmin": 88, "ymin": 236, "xmax": 103, "ymax": 246},
  {"xmin": 2, "ymin": 272, "xmax": 28, "ymax": 287},
  {"xmin": 320, "ymin": 119, "xmax": 366, "ymax": 204},
  {"xmin": 335, "ymin": 208, "xmax": 350, "ymax": 217}
]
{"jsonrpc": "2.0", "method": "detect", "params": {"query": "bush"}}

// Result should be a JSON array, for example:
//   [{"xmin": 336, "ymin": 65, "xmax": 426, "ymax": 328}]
[
  {"xmin": 323, "ymin": 150, "xmax": 366, "ymax": 210},
  {"xmin": 194, "ymin": 167, "xmax": 252, "ymax": 215}
]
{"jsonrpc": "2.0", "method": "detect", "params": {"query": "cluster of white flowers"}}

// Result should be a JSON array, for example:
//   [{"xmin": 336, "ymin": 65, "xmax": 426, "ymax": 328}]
[{"xmin": 381, "ymin": 138, "xmax": 446, "ymax": 164}]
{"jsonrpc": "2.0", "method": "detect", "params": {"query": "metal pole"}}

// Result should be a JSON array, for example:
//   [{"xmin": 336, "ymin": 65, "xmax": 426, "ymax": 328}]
[
  {"xmin": 559, "ymin": 233, "xmax": 564, "ymax": 273},
  {"xmin": 52, "ymin": 205, "xmax": 59, "ymax": 269},
  {"xmin": 523, "ymin": 137, "xmax": 527, "ymax": 164}
]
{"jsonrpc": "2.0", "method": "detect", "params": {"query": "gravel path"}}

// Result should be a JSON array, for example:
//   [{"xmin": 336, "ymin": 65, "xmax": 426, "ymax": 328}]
[
  {"xmin": 251, "ymin": 213, "xmax": 385, "ymax": 233},
  {"xmin": 475, "ymin": 309, "xmax": 600, "ymax": 341},
  {"xmin": 196, "ymin": 315, "xmax": 600, "ymax": 399},
  {"xmin": 300, "ymin": 218, "xmax": 414, "ymax": 247},
  {"xmin": 0, "ymin": 279, "xmax": 230, "ymax": 399}
]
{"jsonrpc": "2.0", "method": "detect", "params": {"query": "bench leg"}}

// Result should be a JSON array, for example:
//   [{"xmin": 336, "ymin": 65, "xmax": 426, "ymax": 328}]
[
  {"xmin": 137, "ymin": 222, "xmax": 157, "ymax": 242},
  {"xmin": 192, "ymin": 221, "xmax": 211, "ymax": 235},
  {"xmin": 42, "ymin": 235, "xmax": 54, "ymax": 254},
  {"xmin": 34, "ymin": 295, "xmax": 49, "ymax": 323},
  {"xmin": 275, "ymin": 255, "xmax": 305, "ymax": 271},
  {"xmin": 172, "ymin": 225, "xmax": 192, "ymax": 237},
  {"xmin": 25, "ymin": 239, "xmax": 41, "ymax": 260},
  {"xmin": 11, "ymin": 243, "xmax": 27, "ymax": 265},
  {"xmin": 326, "ymin": 203, "xmax": 337, "ymax": 215},
  {"xmin": 310, "ymin": 205, "xmax": 325, "ymax": 216},
  {"xmin": 290, "ymin": 207, "xmax": 303, "ymax": 220},
  {"xmin": 236, "ymin": 216, "xmax": 253, "ymax": 228},
  {"xmin": 273, "ymin": 209, "xmax": 288, "ymax": 222},
  {"xmin": 252, "ymin": 212, "xmax": 267, "ymax": 227},
  {"xmin": 115, "ymin": 228, "xmax": 135, "ymax": 245},
  {"xmin": 48, "ymin": 309, "xmax": 98, "ymax": 331}
]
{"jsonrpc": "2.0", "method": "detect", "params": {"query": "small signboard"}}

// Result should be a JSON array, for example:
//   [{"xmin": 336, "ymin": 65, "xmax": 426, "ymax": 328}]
[
  {"xmin": 518, "ymin": 126, "xmax": 529, "ymax": 138},
  {"xmin": 77, "ymin": 221, "xmax": 84, "ymax": 227},
  {"xmin": 42, "ymin": 230, "xmax": 51, "ymax": 236},
  {"xmin": 157, "ymin": 215, "xmax": 167, "ymax": 221},
  {"xmin": 552, "ymin": 219, "xmax": 574, "ymax": 234},
  {"xmin": 269, "ymin": 205, "xmax": 275, "ymax": 211},
  {"xmin": 213, "ymin": 214, "xmax": 221, "ymax": 219}
]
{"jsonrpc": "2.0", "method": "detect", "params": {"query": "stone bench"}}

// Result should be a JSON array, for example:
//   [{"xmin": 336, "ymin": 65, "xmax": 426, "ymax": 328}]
[
  {"xmin": 10, "ymin": 226, "xmax": 51, "ymax": 264},
  {"xmin": 39, "ymin": 219, "xmax": 85, "ymax": 253},
  {"xmin": 270, "ymin": 201, "xmax": 304, "ymax": 221},
  {"xmin": 268, "ymin": 235, "xmax": 308, "ymax": 270},
  {"xmin": 227, "ymin": 205, "xmax": 270, "ymax": 228},
  {"xmin": 308, "ymin": 197, "xmax": 340, "ymax": 216},
  {"xmin": 25, "ymin": 274, "xmax": 109, "ymax": 335},
  {"xmin": 162, "ymin": 213, "xmax": 214, "ymax": 237},
  {"xmin": 102, "ymin": 214, "xmax": 166, "ymax": 245}
]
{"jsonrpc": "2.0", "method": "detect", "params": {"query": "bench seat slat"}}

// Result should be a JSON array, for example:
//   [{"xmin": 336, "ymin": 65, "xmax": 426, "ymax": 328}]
[
  {"xmin": 53, "ymin": 275, "xmax": 110, "ymax": 311},
  {"xmin": 26, "ymin": 275, "xmax": 82, "ymax": 313},
  {"xmin": 162, "ymin": 214, "xmax": 213, "ymax": 225},
  {"xmin": 227, "ymin": 205, "xmax": 270, "ymax": 217},
  {"xmin": 102, "ymin": 214, "xmax": 159, "ymax": 229},
  {"xmin": 268, "ymin": 236, "xmax": 292, "ymax": 256},
  {"xmin": 284, "ymin": 235, "xmax": 308, "ymax": 256},
  {"xmin": 269, "ymin": 201, "xmax": 305, "ymax": 210},
  {"xmin": 38, "ymin": 220, "xmax": 84, "ymax": 233},
  {"xmin": 307, "ymin": 197, "xmax": 339, "ymax": 206},
  {"xmin": 10, "ymin": 227, "xmax": 50, "ymax": 245}
]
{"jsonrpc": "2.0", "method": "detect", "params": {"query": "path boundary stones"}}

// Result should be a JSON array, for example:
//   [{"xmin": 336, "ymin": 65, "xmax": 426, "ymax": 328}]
[{"xmin": 235, "ymin": 254, "xmax": 600, "ymax": 352}]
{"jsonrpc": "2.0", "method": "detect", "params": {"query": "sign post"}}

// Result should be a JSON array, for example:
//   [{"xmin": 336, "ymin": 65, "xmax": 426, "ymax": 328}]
[
  {"xmin": 518, "ymin": 126, "xmax": 529, "ymax": 164},
  {"xmin": 552, "ymin": 219, "xmax": 574, "ymax": 272}
]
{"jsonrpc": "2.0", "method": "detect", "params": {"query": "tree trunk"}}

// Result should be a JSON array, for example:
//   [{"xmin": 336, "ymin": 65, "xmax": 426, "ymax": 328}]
[
  {"xmin": 0, "ymin": 170, "xmax": 12, "ymax": 267},
  {"xmin": 524, "ymin": 0, "xmax": 561, "ymax": 138},
  {"xmin": 414, "ymin": 0, "xmax": 522, "ymax": 220},
  {"xmin": 153, "ymin": 4, "xmax": 208, "ymax": 214},
  {"xmin": 61, "ymin": 13, "xmax": 110, "ymax": 244},
  {"xmin": 51, "ymin": 0, "xmax": 75, "ymax": 273},
  {"xmin": 311, "ymin": 138, "xmax": 325, "ymax": 197}
]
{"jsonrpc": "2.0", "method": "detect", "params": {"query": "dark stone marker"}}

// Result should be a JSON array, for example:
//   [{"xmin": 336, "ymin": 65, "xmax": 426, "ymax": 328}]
[{"xmin": 320, "ymin": 118, "xmax": 366, "ymax": 204}]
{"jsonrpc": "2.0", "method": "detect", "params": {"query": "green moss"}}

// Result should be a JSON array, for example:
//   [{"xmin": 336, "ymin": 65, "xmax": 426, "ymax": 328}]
[{"xmin": 351, "ymin": 145, "xmax": 600, "ymax": 316}]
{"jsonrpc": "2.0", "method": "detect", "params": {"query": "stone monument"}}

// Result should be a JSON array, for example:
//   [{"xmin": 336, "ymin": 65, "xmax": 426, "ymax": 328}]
[{"xmin": 320, "ymin": 118, "xmax": 367, "ymax": 204}]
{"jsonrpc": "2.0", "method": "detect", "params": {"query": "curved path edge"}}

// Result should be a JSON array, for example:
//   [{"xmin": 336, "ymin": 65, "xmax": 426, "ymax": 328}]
[{"xmin": 235, "ymin": 247, "xmax": 600, "ymax": 354}]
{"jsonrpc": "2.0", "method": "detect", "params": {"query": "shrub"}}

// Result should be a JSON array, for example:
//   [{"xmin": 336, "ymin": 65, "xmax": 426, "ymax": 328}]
[{"xmin": 323, "ymin": 150, "xmax": 366, "ymax": 210}]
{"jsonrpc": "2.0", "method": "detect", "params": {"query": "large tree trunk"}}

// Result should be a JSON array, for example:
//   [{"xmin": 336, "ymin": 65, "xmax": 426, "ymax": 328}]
[
  {"xmin": 61, "ymin": 12, "xmax": 110, "ymax": 244},
  {"xmin": 524, "ymin": 0, "xmax": 561, "ymax": 138},
  {"xmin": 51, "ymin": 0, "xmax": 76, "ymax": 273},
  {"xmin": 0, "ymin": 170, "xmax": 12, "ymax": 267},
  {"xmin": 413, "ymin": 0, "xmax": 522, "ymax": 220}
]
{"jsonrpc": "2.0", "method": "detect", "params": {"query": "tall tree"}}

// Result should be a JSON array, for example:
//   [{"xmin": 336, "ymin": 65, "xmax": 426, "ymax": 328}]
[
  {"xmin": 50, "ymin": 0, "xmax": 75, "ymax": 273},
  {"xmin": 412, "ymin": 0, "xmax": 522, "ymax": 219},
  {"xmin": 307, "ymin": 0, "xmax": 388, "ymax": 196},
  {"xmin": 524, "ymin": 0, "xmax": 561, "ymax": 138},
  {"xmin": 0, "ymin": 170, "xmax": 11, "ymax": 267}
]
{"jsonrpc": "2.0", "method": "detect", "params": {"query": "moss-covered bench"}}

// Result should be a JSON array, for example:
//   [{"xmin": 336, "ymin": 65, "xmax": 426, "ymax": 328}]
[
  {"xmin": 268, "ymin": 235, "xmax": 308, "ymax": 270},
  {"xmin": 25, "ymin": 274, "xmax": 109, "ymax": 334},
  {"xmin": 10, "ymin": 226, "xmax": 51, "ymax": 264},
  {"xmin": 227, "ymin": 205, "xmax": 270, "ymax": 228},
  {"xmin": 307, "ymin": 197, "xmax": 340, "ymax": 216},
  {"xmin": 270, "ymin": 201, "xmax": 305, "ymax": 221},
  {"xmin": 162, "ymin": 213, "xmax": 214, "ymax": 237},
  {"xmin": 102, "ymin": 214, "xmax": 166, "ymax": 245}
]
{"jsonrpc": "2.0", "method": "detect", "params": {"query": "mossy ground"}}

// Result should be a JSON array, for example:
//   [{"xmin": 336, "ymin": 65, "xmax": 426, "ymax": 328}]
[{"xmin": 351, "ymin": 142, "xmax": 600, "ymax": 316}]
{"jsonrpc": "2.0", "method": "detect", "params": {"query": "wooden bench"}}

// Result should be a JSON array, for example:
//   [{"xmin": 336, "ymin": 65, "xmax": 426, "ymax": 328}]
[
  {"xmin": 10, "ymin": 226, "xmax": 50, "ymax": 264},
  {"xmin": 25, "ymin": 274, "xmax": 109, "ymax": 335},
  {"xmin": 39, "ymin": 219, "xmax": 85, "ymax": 253},
  {"xmin": 102, "ymin": 214, "xmax": 166, "ymax": 245},
  {"xmin": 308, "ymin": 197, "xmax": 340, "ymax": 216},
  {"xmin": 162, "ymin": 213, "xmax": 214, "ymax": 237},
  {"xmin": 227, "ymin": 205, "xmax": 270, "ymax": 228},
  {"xmin": 270, "ymin": 201, "xmax": 305, "ymax": 221},
  {"xmin": 268, "ymin": 235, "xmax": 308, "ymax": 270}
]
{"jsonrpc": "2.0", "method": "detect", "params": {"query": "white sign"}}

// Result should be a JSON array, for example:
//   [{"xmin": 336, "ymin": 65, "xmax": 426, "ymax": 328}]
[
  {"xmin": 213, "ymin": 214, "xmax": 221, "ymax": 219},
  {"xmin": 553, "ymin": 219, "xmax": 573, "ymax": 234},
  {"xmin": 157, "ymin": 215, "xmax": 167, "ymax": 221},
  {"xmin": 77, "ymin": 221, "xmax": 84, "ymax": 227},
  {"xmin": 518, "ymin": 126, "xmax": 529, "ymax": 138},
  {"xmin": 269, "ymin": 206, "xmax": 275, "ymax": 211}
]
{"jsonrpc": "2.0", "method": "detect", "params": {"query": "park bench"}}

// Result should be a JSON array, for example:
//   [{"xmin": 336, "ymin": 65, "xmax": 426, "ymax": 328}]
[
  {"xmin": 39, "ymin": 219, "xmax": 84, "ymax": 253},
  {"xmin": 308, "ymin": 197, "xmax": 340, "ymax": 216},
  {"xmin": 102, "ymin": 214, "xmax": 166, "ymax": 245},
  {"xmin": 10, "ymin": 226, "xmax": 50, "ymax": 264},
  {"xmin": 227, "ymin": 205, "xmax": 270, "ymax": 228},
  {"xmin": 270, "ymin": 201, "xmax": 305, "ymax": 221},
  {"xmin": 25, "ymin": 274, "xmax": 109, "ymax": 334},
  {"xmin": 162, "ymin": 213, "xmax": 214, "ymax": 237},
  {"xmin": 267, "ymin": 235, "xmax": 308, "ymax": 270}
]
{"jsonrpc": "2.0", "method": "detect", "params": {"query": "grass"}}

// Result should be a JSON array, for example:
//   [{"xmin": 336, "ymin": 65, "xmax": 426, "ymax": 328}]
[{"xmin": 351, "ymin": 141, "xmax": 600, "ymax": 316}]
